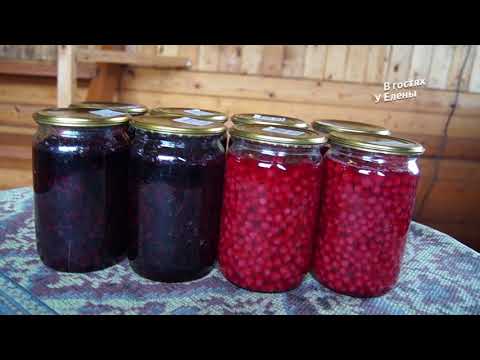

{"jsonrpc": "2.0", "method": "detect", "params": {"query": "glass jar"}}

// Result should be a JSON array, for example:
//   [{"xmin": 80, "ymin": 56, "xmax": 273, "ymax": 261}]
[
  {"xmin": 312, "ymin": 119, "xmax": 391, "ymax": 155},
  {"xmin": 70, "ymin": 102, "xmax": 148, "ymax": 139},
  {"xmin": 312, "ymin": 131, "xmax": 425, "ymax": 297},
  {"xmin": 219, "ymin": 124, "xmax": 327, "ymax": 292},
  {"xmin": 32, "ymin": 108, "xmax": 131, "ymax": 273},
  {"xmin": 128, "ymin": 115, "xmax": 226, "ymax": 282}
]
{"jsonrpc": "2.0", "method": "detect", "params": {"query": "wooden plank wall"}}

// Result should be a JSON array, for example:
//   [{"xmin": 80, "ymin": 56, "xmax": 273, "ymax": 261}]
[
  {"xmin": 2, "ymin": 45, "xmax": 480, "ymax": 92},
  {"xmin": 127, "ymin": 45, "xmax": 480, "ymax": 92},
  {"xmin": 0, "ymin": 45, "xmax": 92, "ymax": 61},
  {"xmin": 0, "ymin": 45, "xmax": 479, "ymax": 250}
]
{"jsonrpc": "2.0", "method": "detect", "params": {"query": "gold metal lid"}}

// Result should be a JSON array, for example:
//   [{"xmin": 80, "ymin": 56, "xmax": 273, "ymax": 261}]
[
  {"xmin": 150, "ymin": 107, "xmax": 227, "ymax": 122},
  {"xmin": 33, "ymin": 107, "xmax": 130, "ymax": 127},
  {"xmin": 312, "ymin": 119, "xmax": 391, "ymax": 135},
  {"xmin": 131, "ymin": 115, "xmax": 226, "ymax": 136},
  {"xmin": 231, "ymin": 113, "xmax": 309, "ymax": 129},
  {"xmin": 230, "ymin": 124, "xmax": 327, "ymax": 146},
  {"xmin": 328, "ymin": 131, "xmax": 425, "ymax": 156},
  {"xmin": 70, "ymin": 102, "xmax": 148, "ymax": 116}
]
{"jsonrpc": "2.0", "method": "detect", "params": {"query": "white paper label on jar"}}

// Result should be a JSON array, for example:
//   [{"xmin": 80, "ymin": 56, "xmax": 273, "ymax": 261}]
[
  {"xmin": 90, "ymin": 109, "xmax": 126, "ymax": 117},
  {"xmin": 253, "ymin": 114, "xmax": 286, "ymax": 122},
  {"xmin": 184, "ymin": 109, "xmax": 216, "ymax": 116},
  {"xmin": 173, "ymin": 117, "xmax": 214, "ymax": 126},
  {"xmin": 374, "ymin": 138, "xmax": 407, "ymax": 147},
  {"xmin": 263, "ymin": 126, "xmax": 305, "ymax": 136}
]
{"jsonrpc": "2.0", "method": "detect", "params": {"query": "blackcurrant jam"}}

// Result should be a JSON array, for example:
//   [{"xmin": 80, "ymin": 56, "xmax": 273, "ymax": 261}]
[
  {"xmin": 218, "ymin": 124, "xmax": 327, "ymax": 293},
  {"xmin": 128, "ymin": 115, "xmax": 226, "ymax": 282},
  {"xmin": 32, "ymin": 108, "xmax": 131, "ymax": 273},
  {"xmin": 312, "ymin": 119, "xmax": 391, "ymax": 156},
  {"xmin": 312, "ymin": 132, "xmax": 425, "ymax": 297},
  {"xmin": 69, "ymin": 101, "xmax": 148, "ymax": 140}
]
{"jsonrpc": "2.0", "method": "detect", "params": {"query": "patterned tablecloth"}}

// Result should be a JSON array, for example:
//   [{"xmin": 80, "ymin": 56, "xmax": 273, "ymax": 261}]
[{"xmin": 0, "ymin": 187, "xmax": 479, "ymax": 315}]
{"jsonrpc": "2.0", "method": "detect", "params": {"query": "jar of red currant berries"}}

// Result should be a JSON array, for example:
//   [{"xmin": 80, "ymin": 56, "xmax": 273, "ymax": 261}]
[
  {"xmin": 32, "ymin": 108, "xmax": 131, "ymax": 273},
  {"xmin": 312, "ymin": 119, "xmax": 391, "ymax": 155},
  {"xmin": 128, "ymin": 115, "xmax": 226, "ymax": 282},
  {"xmin": 70, "ymin": 102, "xmax": 148, "ymax": 139},
  {"xmin": 219, "ymin": 124, "xmax": 327, "ymax": 292},
  {"xmin": 312, "ymin": 131, "xmax": 425, "ymax": 297}
]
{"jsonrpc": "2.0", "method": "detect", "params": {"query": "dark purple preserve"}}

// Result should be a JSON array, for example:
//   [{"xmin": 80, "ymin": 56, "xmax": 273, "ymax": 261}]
[
  {"xmin": 128, "ymin": 115, "xmax": 226, "ymax": 282},
  {"xmin": 32, "ymin": 108, "xmax": 131, "ymax": 273}
]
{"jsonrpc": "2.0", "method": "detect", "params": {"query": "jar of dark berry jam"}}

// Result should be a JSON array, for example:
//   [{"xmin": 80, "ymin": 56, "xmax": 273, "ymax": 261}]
[
  {"xmin": 32, "ymin": 108, "xmax": 131, "ymax": 273},
  {"xmin": 312, "ymin": 119, "xmax": 391, "ymax": 155},
  {"xmin": 128, "ymin": 115, "xmax": 226, "ymax": 282},
  {"xmin": 231, "ymin": 113, "xmax": 309, "ymax": 129},
  {"xmin": 70, "ymin": 102, "xmax": 148, "ymax": 139},
  {"xmin": 219, "ymin": 124, "xmax": 327, "ymax": 292},
  {"xmin": 312, "ymin": 131, "xmax": 425, "ymax": 297}
]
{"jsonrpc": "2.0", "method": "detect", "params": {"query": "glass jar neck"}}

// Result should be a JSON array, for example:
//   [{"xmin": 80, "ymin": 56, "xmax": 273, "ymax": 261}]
[
  {"xmin": 134, "ymin": 128, "xmax": 224, "ymax": 150},
  {"xmin": 38, "ymin": 124, "xmax": 128, "ymax": 139},
  {"xmin": 230, "ymin": 137, "xmax": 322, "ymax": 159},
  {"xmin": 327, "ymin": 144, "xmax": 419, "ymax": 173}
]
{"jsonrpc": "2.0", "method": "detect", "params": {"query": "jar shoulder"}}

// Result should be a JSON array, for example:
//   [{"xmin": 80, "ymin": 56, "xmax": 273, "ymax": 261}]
[
  {"xmin": 131, "ymin": 135, "xmax": 225, "ymax": 165},
  {"xmin": 33, "ymin": 125, "xmax": 130, "ymax": 154},
  {"xmin": 326, "ymin": 147, "xmax": 420, "ymax": 176},
  {"xmin": 229, "ymin": 138, "xmax": 322, "ymax": 164}
]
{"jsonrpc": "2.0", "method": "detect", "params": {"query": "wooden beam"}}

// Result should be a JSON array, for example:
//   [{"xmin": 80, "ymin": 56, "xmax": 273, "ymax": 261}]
[
  {"xmin": 76, "ymin": 48, "xmax": 192, "ymax": 69},
  {"xmin": 0, "ymin": 59, "xmax": 96, "ymax": 80},
  {"xmin": 57, "ymin": 45, "xmax": 77, "ymax": 107},
  {"xmin": 85, "ymin": 64, "xmax": 122, "ymax": 101},
  {"xmin": 85, "ymin": 45, "xmax": 125, "ymax": 102}
]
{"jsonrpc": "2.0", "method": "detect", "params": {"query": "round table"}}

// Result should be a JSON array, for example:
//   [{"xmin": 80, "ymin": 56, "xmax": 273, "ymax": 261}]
[{"xmin": 0, "ymin": 187, "xmax": 479, "ymax": 315}]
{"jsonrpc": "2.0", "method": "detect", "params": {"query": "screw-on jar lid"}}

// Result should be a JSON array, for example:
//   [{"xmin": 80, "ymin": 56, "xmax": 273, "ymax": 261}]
[
  {"xmin": 131, "ymin": 115, "xmax": 226, "ymax": 136},
  {"xmin": 230, "ymin": 124, "xmax": 327, "ymax": 146},
  {"xmin": 150, "ymin": 107, "xmax": 227, "ymax": 122},
  {"xmin": 232, "ymin": 113, "xmax": 309, "ymax": 129},
  {"xmin": 312, "ymin": 119, "xmax": 391, "ymax": 135},
  {"xmin": 328, "ymin": 131, "xmax": 425, "ymax": 156},
  {"xmin": 33, "ymin": 107, "xmax": 131, "ymax": 127},
  {"xmin": 69, "ymin": 101, "xmax": 148, "ymax": 116}
]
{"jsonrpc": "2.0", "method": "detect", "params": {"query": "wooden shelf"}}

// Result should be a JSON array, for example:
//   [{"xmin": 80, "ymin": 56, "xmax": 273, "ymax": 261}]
[
  {"xmin": 76, "ymin": 48, "xmax": 192, "ymax": 69},
  {"xmin": 0, "ymin": 59, "xmax": 96, "ymax": 80},
  {"xmin": 55, "ymin": 46, "xmax": 194, "ymax": 106}
]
